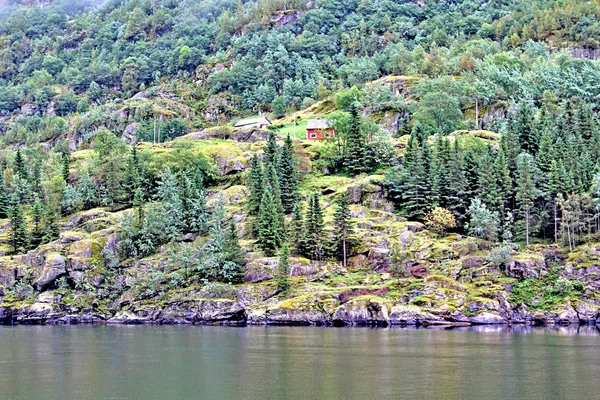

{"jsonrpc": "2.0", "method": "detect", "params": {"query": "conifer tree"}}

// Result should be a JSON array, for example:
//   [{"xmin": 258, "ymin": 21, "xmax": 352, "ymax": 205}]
[
  {"xmin": 277, "ymin": 244, "xmax": 290, "ymax": 291},
  {"xmin": 277, "ymin": 137, "xmax": 298, "ymax": 213},
  {"xmin": 78, "ymin": 171, "xmax": 97, "ymax": 209},
  {"xmin": 256, "ymin": 187, "xmax": 284, "ymax": 256},
  {"xmin": 30, "ymin": 196, "xmax": 44, "ymax": 245},
  {"xmin": 42, "ymin": 203, "xmax": 60, "ymax": 243},
  {"xmin": 478, "ymin": 151, "xmax": 502, "ymax": 214},
  {"xmin": 344, "ymin": 101, "xmax": 369, "ymax": 175},
  {"xmin": 264, "ymin": 131, "xmax": 279, "ymax": 166},
  {"xmin": 133, "ymin": 187, "xmax": 145, "ymax": 225},
  {"xmin": 224, "ymin": 221, "xmax": 246, "ymax": 284},
  {"xmin": 0, "ymin": 172, "xmax": 10, "ymax": 219},
  {"xmin": 14, "ymin": 149, "xmax": 27, "ymax": 180},
  {"xmin": 402, "ymin": 139, "xmax": 430, "ymax": 219},
  {"xmin": 304, "ymin": 193, "xmax": 325, "ymax": 260},
  {"xmin": 61, "ymin": 152, "xmax": 70, "ymax": 182},
  {"xmin": 205, "ymin": 200, "xmax": 246, "ymax": 283},
  {"xmin": 247, "ymin": 155, "xmax": 264, "ymax": 215},
  {"xmin": 9, "ymin": 194, "xmax": 29, "ymax": 254},
  {"xmin": 179, "ymin": 173, "xmax": 208, "ymax": 234},
  {"xmin": 516, "ymin": 153, "xmax": 538, "ymax": 245},
  {"xmin": 289, "ymin": 202, "xmax": 304, "ymax": 256},
  {"xmin": 332, "ymin": 193, "xmax": 353, "ymax": 266},
  {"xmin": 123, "ymin": 146, "xmax": 141, "ymax": 203}
]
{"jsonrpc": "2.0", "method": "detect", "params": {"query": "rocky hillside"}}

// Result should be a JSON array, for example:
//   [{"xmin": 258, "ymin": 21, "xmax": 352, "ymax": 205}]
[{"xmin": 1, "ymin": 127, "xmax": 599, "ymax": 327}]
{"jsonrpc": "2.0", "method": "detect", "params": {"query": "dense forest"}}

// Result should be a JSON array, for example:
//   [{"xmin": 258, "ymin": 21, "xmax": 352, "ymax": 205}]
[{"xmin": 1, "ymin": 0, "xmax": 600, "ymax": 326}]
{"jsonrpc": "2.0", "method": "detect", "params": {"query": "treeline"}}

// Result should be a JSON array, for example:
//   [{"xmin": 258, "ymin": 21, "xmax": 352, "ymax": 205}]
[{"xmin": 382, "ymin": 100, "xmax": 600, "ymax": 248}]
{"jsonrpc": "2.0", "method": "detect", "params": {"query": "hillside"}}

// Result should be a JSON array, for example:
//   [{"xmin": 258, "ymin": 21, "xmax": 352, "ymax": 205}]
[{"xmin": 2, "ymin": 0, "xmax": 600, "ymax": 326}]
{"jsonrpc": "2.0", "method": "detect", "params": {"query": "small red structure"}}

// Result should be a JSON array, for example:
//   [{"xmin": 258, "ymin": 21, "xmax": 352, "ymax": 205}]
[{"xmin": 306, "ymin": 119, "xmax": 335, "ymax": 140}]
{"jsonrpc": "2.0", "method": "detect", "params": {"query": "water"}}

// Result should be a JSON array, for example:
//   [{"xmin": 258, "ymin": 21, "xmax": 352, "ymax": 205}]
[{"xmin": 1, "ymin": 325, "xmax": 600, "ymax": 400}]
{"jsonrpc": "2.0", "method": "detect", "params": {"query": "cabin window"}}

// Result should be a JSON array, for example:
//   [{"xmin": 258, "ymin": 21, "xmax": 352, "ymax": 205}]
[
  {"xmin": 310, "ymin": 133, "xmax": 317, "ymax": 138},
  {"xmin": 324, "ymin": 132, "xmax": 331, "ymax": 138}
]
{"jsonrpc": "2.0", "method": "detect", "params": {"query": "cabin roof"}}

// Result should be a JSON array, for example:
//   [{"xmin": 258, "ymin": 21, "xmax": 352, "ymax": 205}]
[
  {"xmin": 306, "ymin": 119, "xmax": 332, "ymax": 130},
  {"xmin": 234, "ymin": 117, "xmax": 272, "ymax": 127}
]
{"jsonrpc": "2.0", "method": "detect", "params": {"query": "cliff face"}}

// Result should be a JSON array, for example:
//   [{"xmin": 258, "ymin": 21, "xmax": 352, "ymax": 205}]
[{"xmin": 0, "ymin": 130, "xmax": 598, "ymax": 327}]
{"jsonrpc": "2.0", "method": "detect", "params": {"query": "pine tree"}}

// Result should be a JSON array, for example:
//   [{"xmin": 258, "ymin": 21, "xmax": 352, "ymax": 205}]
[
  {"xmin": 179, "ymin": 173, "xmax": 209, "ymax": 234},
  {"xmin": 304, "ymin": 193, "xmax": 325, "ymax": 260},
  {"xmin": 512, "ymin": 101, "xmax": 539, "ymax": 154},
  {"xmin": 247, "ymin": 155, "xmax": 264, "ymax": 215},
  {"xmin": 344, "ymin": 101, "xmax": 369, "ymax": 175},
  {"xmin": 60, "ymin": 184, "xmax": 81, "ymax": 215},
  {"xmin": 132, "ymin": 187, "xmax": 145, "ymax": 225},
  {"xmin": 123, "ymin": 146, "xmax": 141, "ymax": 203},
  {"xmin": 61, "ymin": 152, "xmax": 70, "ymax": 182},
  {"xmin": 256, "ymin": 187, "xmax": 284, "ymax": 256},
  {"xmin": 155, "ymin": 168, "xmax": 183, "ymax": 242},
  {"xmin": 224, "ymin": 221, "xmax": 246, "ymax": 284},
  {"xmin": 478, "ymin": 151, "xmax": 502, "ymax": 214},
  {"xmin": 402, "ymin": 139, "xmax": 430, "ymax": 219},
  {"xmin": 204, "ymin": 200, "xmax": 245, "ymax": 283},
  {"xmin": 289, "ymin": 202, "xmax": 304, "ymax": 256},
  {"xmin": 0, "ymin": 172, "xmax": 10, "ymax": 219},
  {"xmin": 30, "ymin": 196, "xmax": 44, "ymax": 245},
  {"xmin": 446, "ymin": 140, "xmax": 467, "ymax": 225},
  {"xmin": 78, "ymin": 171, "xmax": 97, "ymax": 209},
  {"xmin": 14, "ymin": 149, "xmax": 27, "ymax": 180},
  {"xmin": 264, "ymin": 131, "xmax": 279, "ymax": 166},
  {"xmin": 516, "ymin": 153, "xmax": 538, "ymax": 245},
  {"xmin": 42, "ymin": 203, "xmax": 60, "ymax": 243},
  {"xmin": 332, "ymin": 193, "xmax": 354, "ymax": 266},
  {"xmin": 9, "ymin": 194, "xmax": 29, "ymax": 254},
  {"xmin": 277, "ymin": 244, "xmax": 290, "ymax": 291},
  {"xmin": 277, "ymin": 137, "xmax": 298, "ymax": 213}
]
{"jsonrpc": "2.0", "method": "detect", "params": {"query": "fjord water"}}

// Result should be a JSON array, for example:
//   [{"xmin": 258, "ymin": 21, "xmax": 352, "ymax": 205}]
[{"xmin": 1, "ymin": 326, "xmax": 600, "ymax": 400}]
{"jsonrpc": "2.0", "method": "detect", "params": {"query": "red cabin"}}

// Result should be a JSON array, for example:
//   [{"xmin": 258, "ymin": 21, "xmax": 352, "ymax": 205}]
[{"xmin": 306, "ymin": 119, "xmax": 335, "ymax": 140}]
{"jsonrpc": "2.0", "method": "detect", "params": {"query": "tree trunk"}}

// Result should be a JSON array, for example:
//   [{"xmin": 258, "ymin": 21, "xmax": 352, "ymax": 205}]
[{"xmin": 342, "ymin": 238, "xmax": 347, "ymax": 267}]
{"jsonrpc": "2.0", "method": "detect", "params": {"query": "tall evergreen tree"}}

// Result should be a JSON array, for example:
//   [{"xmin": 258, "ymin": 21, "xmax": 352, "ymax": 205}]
[
  {"xmin": 42, "ymin": 203, "xmax": 60, "ymax": 243},
  {"xmin": 332, "ymin": 192, "xmax": 354, "ymax": 267},
  {"xmin": 224, "ymin": 221, "xmax": 246, "ymax": 284},
  {"xmin": 277, "ymin": 137, "xmax": 298, "ymax": 213},
  {"xmin": 304, "ymin": 193, "xmax": 325, "ymax": 260},
  {"xmin": 14, "ymin": 149, "xmax": 27, "ymax": 180},
  {"xmin": 256, "ymin": 187, "xmax": 285, "ymax": 256},
  {"xmin": 344, "ymin": 101, "xmax": 369, "ymax": 175},
  {"xmin": 277, "ymin": 244, "xmax": 290, "ymax": 291},
  {"xmin": 9, "ymin": 194, "xmax": 29, "ymax": 254},
  {"xmin": 78, "ymin": 171, "xmax": 97, "ymax": 209},
  {"xmin": 247, "ymin": 155, "xmax": 264, "ymax": 215},
  {"xmin": 516, "ymin": 153, "xmax": 538, "ymax": 245},
  {"xmin": 0, "ymin": 172, "xmax": 10, "ymax": 219},
  {"xmin": 264, "ymin": 131, "xmax": 279, "ymax": 165},
  {"xmin": 289, "ymin": 202, "xmax": 304, "ymax": 256},
  {"xmin": 61, "ymin": 152, "xmax": 70, "ymax": 182},
  {"xmin": 30, "ymin": 196, "xmax": 44, "ymax": 245}
]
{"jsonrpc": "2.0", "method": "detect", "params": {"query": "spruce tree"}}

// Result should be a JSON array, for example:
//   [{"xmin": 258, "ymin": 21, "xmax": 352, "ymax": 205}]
[
  {"xmin": 132, "ymin": 187, "xmax": 145, "ymax": 225},
  {"xmin": 14, "ymin": 149, "xmax": 27, "ymax": 180},
  {"xmin": 478, "ymin": 151, "xmax": 502, "ymax": 214},
  {"xmin": 277, "ymin": 244, "xmax": 290, "ymax": 291},
  {"xmin": 123, "ymin": 146, "xmax": 141, "ymax": 203},
  {"xmin": 224, "ymin": 221, "xmax": 246, "ymax": 284},
  {"xmin": 264, "ymin": 131, "xmax": 278, "ymax": 166},
  {"xmin": 344, "ymin": 101, "xmax": 369, "ymax": 175},
  {"xmin": 9, "ymin": 194, "xmax": 29, "ymax": 254},
  {"xmin": 516, "ymin": 153, "xmax": 538, "ymax": 245},
  {"xmin": 0, "ymin": 172, "xmax": 9, "ymax": 219},
  {"xmin": 332, "ymin": 193, "xmax": 354, "ymax": 267},
  {"xmin": 256, "ymin": 187, "xmax": 284, "ymax": 256},
  {"xmin": 62, "ymin": 152, "xmax": 70, "ymax": 182},
  {"xmin": 247, "ymin": 155, "xmax": 264, "ymax": 215},
  {"xmin": 78, "ymin": 171, "xmax": 97, "ymax": 209},
  {"xmin": 30, "ymin": 196, "xmax": 44, "ymax": 245},
  {"xmin": 289, "ymin": 202, "xmax": 304, "ymax": 256},
  {"xmin": 277, "ymin": 137, "xmax": 298, "ymax": 213},
  {"xmin": 42, "ymin": 203, "xmax": 60, "ymax": 243},
  {"xmin": 179, "ymin": 173, "xmax": 208, "ymax": 234},
  {"xmin": 304, "ymin": 193, "xmax": 325, "ymax": 260}
]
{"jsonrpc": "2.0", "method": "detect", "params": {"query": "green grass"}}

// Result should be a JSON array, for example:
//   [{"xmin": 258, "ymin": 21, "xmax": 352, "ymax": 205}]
[{"xmin": 270, "ymin": 120, "xmax": 308, "ymax": 141}]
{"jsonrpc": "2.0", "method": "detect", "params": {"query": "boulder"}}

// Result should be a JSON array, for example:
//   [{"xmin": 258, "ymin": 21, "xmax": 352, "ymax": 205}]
[
  {"xmin": 33, "ymin": 253, "xmax": 66, "ymax": 290},
  {"xmin": 504, "ymin": 255, "xmax": 548, "ymax": 279}
]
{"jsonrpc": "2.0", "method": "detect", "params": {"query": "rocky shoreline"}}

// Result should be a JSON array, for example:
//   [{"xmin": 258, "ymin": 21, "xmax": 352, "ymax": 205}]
[{"xmin": 2, "ymin": 294, "xmax": 598, "ymax": 327}]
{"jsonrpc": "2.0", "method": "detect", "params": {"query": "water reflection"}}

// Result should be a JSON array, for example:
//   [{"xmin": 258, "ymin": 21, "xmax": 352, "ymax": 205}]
[{"xmin": 1, "ymin": 325, "xmax": 600, "ymax": 400}]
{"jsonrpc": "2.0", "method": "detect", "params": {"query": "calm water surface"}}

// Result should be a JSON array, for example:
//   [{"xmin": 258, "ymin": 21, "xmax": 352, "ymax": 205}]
[{"xmin": 1, "ymin": 325, "xmax": 599, "ymax": 400}]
